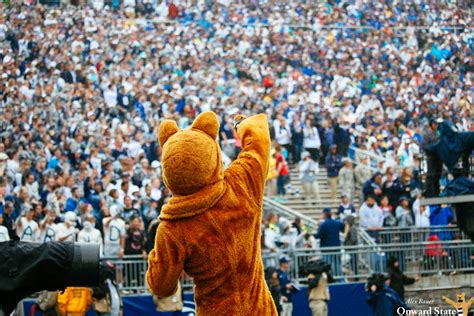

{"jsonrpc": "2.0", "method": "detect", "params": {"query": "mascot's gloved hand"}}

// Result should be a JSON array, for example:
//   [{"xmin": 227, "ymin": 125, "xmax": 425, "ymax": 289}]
[{"xmin": 233, "ymin": 114, "xmax": 247, "ymax": 130}]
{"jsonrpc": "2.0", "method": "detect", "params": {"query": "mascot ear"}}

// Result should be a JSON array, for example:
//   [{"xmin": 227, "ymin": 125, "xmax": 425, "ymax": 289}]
[
  {"xmin": 191, "ymin": 112, "xmax": 219, "ymax": 139},
  {"xmin": 159, "ymin": 120, "xmax": 179, "ymax": 147}
]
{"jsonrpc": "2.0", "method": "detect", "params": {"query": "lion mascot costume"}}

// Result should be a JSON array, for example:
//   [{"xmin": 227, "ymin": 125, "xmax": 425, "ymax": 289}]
[{"xmin": 146, "ymin": 112, "xmax": 277, "ymax": 315}]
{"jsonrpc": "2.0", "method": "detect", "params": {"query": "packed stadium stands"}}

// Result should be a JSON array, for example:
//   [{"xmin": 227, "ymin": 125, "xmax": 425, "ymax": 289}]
[{"xmin": 0, "ymin": 0, "xmax": 473, "ymax": 314}]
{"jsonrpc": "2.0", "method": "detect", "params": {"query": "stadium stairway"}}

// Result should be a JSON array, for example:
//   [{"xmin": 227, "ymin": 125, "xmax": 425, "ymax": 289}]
[{"xmin": 268, "ymin": 166, "xmax": 361, "ymax": 222}]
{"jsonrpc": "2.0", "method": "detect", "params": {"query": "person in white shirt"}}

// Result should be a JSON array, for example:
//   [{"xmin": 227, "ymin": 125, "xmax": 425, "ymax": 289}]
[
  {"xmin": 25, "ymin": 173, "xmax": 40, "ymax": 201},
  {"xmin": 264, "ymin": 213, "xmax": 282, "ymax": 253},
  {"xmin": 413, "ymin": 197, "xmax": 430, "ymax": 228},
  {"xmin": 39, "ymin": 209, "xmax": 59, "ymax": 242},
  {"xmin": 274, "ymin": 115, "xmax": 293, "ymax": 163},
  {"xmin": 302, "ymin": 118, "xmax": 321, "ymax": 162},
  {"xmin": 104, "ymin": 84, "xmax": 118, "ymax": 109},
  {"xmin": 15, "ymin": 208, "xmax": 39, "ymax": 242},
  {"xmin": 274, "ymin": 116, "xmax": 292, "ymax": 147},
  {"xmin": 299, "ymin": 151, "xmax": 320, "ymax": 200},
  {"xmin": 0, "ymin": 214, "xmax": 10, "ymax": 242},
  {"xmin": 103, "ymin": 205, "xmax": 126, "ymax": 258},
  {"xmin": 359, "ymin": 195, "xmax": 384, "ymax": 241},
  {"xmin": 78, "ymin": 214, "xmax": 103, "ymax": 256},
  {"xmin": 126, "ymin": 133, "xmax": 143, "ymax": 158},
  {"xmin": 57, "ymin": 211, "xmax": 78, "ymax": 242}
]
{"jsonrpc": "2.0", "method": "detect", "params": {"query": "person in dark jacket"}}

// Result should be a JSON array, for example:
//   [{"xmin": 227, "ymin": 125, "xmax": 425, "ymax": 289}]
[
  {"xmin": 145, "ymin": 217, "xmax": 160, "ymax": 253},
  {"xmin": 386, "ymin": 256, "xmax": 417, "ymax": 300},
  {"xmin": 421, "ymin": 120, "xmax": 440, "ymax": 173},
  {"xmin": 314, "ymin": 208, "xmax": 346, "ymax": 277},
  {"xmin": 277, "ymin": 256, "xmax": 298, "ymax": 316},
  {"xmin": 334, "ymin": 122, "xmax": 351, "ymax": 157},
  {"xmin": 315, "ymin": 208, "xmax": 345, "ymax": 248},
  {"xmin": 393, "ymin": 167, "xmax": 416, "ymax": 209},
  {"xmin": 60, "ymin": 64, "xmax": 77, "ymax": 84},
  {"xmin": 363, "ymin": 172, "xmax": 383, "ymax": 202},
  {"xmin": 367, "ymin": 274, "xmax": 408, "ymax": 316},
  {"xmin": 265, "ymin": 267, "xmax": 282, "ymax": 315},
  {"xmin": 344, "ymin": 215, "xmax": 358, "ymax": 276},
  {"xmin": 382, "ymin": 172, "xmax": 399, "ymax": 210},
  {"xmin": 326, "ymin": 145, "xmax": 343, "ymax": 199},
  {"xmin": 291, "ymin": 117, "xmax": 304, "ymax": 164}
]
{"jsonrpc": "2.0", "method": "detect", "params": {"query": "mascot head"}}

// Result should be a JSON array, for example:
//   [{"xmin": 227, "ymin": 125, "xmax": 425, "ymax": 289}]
[{"xmin": 159, "ymin": 112, "xmax": 223, "ymax": 196}]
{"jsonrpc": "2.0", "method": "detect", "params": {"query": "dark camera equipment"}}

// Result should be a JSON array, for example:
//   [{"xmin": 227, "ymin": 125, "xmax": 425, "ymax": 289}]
[
  {"xmin": 0, "ymin": 241, "xmax": 100, "ymax": 315},
  {"xmin": 91, "ymin": 260, "xmax": 116, "ymax": 301},
  {"xmin": 300, "ymin": 259, "xmax": 335, "ymax": 288},
  {"xmin": 454, "ymin": 202, "xmax": 474, "ymax": 241},
  {"xmin": 366, "ymin": 273, "xmax": 389, "ymax": 292}
]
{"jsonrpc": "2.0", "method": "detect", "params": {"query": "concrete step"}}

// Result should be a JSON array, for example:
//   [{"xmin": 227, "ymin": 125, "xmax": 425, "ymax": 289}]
[
  {"xmin": 281, "ymin": 199, "xmax": 340, "ymax": 207},
  {"xmin": 267, "ymin": 167, "xmax": 361, "ymax": 220},
  {"xmin": 285, "ymin": 206, "xmax": 340, "ymax": 212}
]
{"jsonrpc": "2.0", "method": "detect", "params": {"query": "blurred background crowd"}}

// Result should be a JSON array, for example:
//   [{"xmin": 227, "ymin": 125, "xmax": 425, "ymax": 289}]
[{"xmin": 0, "ymin": 0, "xmax": 472, "ymax": 258}]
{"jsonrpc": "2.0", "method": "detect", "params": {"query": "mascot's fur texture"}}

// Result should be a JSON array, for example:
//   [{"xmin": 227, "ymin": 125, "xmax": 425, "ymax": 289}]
[{"xmin": 146, "ymin": 112, "xmax": 277, "ymax": 315}]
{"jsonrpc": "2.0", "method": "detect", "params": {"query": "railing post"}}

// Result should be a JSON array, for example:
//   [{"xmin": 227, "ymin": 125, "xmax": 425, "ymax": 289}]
[{"xmin": 294, "ymin": 250, "xmax": 299, "ymax": 282}]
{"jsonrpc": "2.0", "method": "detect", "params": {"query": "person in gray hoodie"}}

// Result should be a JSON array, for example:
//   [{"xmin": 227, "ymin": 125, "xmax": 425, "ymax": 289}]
[
  {"xmin": 359, "ymin": 195, "xmax": 384, "ymax": 241},
  {"xmin": 395, "ymin": 196, "xmax": 414, "ymax": 228}
]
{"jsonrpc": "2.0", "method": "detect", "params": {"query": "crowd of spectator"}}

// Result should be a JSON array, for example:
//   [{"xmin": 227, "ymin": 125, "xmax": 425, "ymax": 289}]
[{"xmin": 0, "ymin": 0, "xmax": 472, "ymax": 293}]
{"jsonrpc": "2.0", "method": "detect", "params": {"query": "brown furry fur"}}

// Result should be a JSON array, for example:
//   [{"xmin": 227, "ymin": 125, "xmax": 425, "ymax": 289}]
[{"xmin": 146, "ymin": 112, "xmax": 277, "ymax": 315}]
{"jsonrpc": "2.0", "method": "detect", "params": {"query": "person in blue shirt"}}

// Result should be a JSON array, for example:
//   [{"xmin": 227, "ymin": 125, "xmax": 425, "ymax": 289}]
[
  {"xmin": 277, "ymin": 256, "xmax": 298, "ymax": 316},
  {"xmin": 314, "ymin": 208, "xmax": 346, "ymax": 278},
  {"xmin": 64, "ymin": 187, "xmax": 82, "ymax": 213},
  {"xmin": 429, "ymin": 204, "xmax": 455, "ymax": 241},
  {"xmin": 337, "ymin": 193, "xmax": 356, "ymax": 219}
]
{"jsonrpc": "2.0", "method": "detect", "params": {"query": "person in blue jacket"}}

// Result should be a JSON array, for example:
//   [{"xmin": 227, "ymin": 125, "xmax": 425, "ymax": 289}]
[
  {"xmin": 363, "ymin": 172, "xmax": 383, "ymax": 202},
  {"xmin": 366, "ymin": 273, "xmax": 408, "ymax": 316},
  {"xmin": 334, "ymin": 122, "xmax": 351, "ymax": 157},
  {"xmin": 314, "ymin": 208, "xmax": 346, "ymax": 278},
  {"xmin": 277, "ymin": 256, "xmax": 298, "ymax": 316},
  {"xmin": 429, "ymin": 204, "xmax": 455, "ymax": 240},
  {"xmin": 326, "ymin": 145, "xmax": 343, "ymax": 199}
]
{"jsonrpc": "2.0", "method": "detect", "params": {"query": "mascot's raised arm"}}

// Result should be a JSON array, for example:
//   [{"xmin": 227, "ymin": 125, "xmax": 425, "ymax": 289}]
[{"xmin": 146, "ymin": 111, "xmax": 277, "ymax": 316}]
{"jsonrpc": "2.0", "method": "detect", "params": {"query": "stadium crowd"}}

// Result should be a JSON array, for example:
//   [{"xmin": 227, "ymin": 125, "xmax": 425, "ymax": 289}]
[{"xmin": 0, "ymin": 0, "xmax": 472, "ymax": 272}]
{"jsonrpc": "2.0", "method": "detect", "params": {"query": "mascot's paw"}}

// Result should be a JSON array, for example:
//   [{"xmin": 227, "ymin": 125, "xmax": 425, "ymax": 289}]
[
  {"xmin": 233, "ymin": 115, "xmax": 247, "ymax": 130},
  {"xmin": 234, "ymin": 114, "xmax": 247, "ymax": 123}
]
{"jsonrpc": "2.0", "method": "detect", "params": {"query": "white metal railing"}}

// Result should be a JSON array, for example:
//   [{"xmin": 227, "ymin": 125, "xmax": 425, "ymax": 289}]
[
  {"xmin": 263, "ymin": 197, "xmax": 319, "ymax": 231},
  {"xmin": 349, "ymin": 145, "xmax": 386, "ymax": 172},
  {"xmin": 104, "ymin": 239, "xmax": 474, "ymax": 293},
  {"xmin": 281, "ymin": 240, "xmax": 474, "ymax": 283},
  {"xmin": 377, "ymin": 225, "xmax": 468, "ymax": 244}
]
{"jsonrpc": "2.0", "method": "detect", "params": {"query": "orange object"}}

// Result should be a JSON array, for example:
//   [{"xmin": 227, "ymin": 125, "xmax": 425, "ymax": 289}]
[
  {"xmin": 147, "ymin": 112, "xmax": 277, "ymax": 315},
  {"xmin": 57, "ymin": 287, "xmax": 92, "ymax": 316}
]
